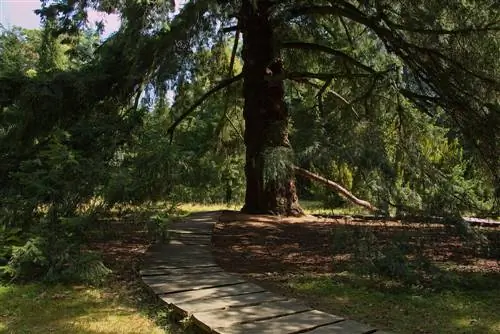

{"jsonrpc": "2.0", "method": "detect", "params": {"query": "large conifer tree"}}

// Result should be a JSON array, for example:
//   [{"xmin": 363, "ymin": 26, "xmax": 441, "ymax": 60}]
[{"xmin": 5, "ymin": 0, "xmax": 500, "ymax": 215}]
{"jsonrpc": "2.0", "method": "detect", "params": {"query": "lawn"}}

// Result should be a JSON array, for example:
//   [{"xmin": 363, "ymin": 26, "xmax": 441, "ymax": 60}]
[
  {"xmin": 175, "ymin": 200, "xmax": 371, "ymax": 216},
  {"xmin": 0, "ymin": 203, "xmax": 188, "ymax": 334},
  {"xmin": 288, "ymin": 273, "xmax": 500, "ymax": 334},
  {"xmin": 0, "ymin": 284, "xmax": 168, "ymax": 334}
]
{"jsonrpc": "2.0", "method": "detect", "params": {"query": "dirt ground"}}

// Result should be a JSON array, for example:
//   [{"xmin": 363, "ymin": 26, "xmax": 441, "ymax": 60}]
[
  {"xmin": 212, "ymin": 211, "xmax": 500, "ymax": 287},
  {"xmin": 89, "ymin": 220, "xmax": 152, "ymax": 281}
]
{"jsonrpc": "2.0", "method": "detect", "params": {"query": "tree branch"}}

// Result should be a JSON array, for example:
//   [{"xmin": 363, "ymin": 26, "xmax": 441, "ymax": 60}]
[
  {"xmin": 288, "ymin": 77, "xmax": 322, "ymax": 88},
  {"xmin": 285, "ymin": 4, "xmax": 374, "ymax": 29},
  {"xmin": 215, "ymin": 28, "xmax": 243, "ymax": 143},
  {"xmin": 400, "ymin": 89, "xmax": 440, "ymax": 103},
  {"xmin": 167, "ymin": 73, "xmax": 243, "ymax": 140},
  {"xmin": 283, "ymin": 3, "xmax": 500, "ymax": 182},
  {"xmin": 228, "ymin": 29, "xmax": 240, "ymax": 78},
  {"xmin": 284, "ymin": 71, "xmax": 339, "ymax": 81},
  {"xmin": 316, "ymin": 77, "xmax": 333, "ymax": 115},
  {"xmin": 293, "ymin": 166, "xmax": 379, "ymax": 212},
  {"xmin": 381, "ymin": 17, "xmax": 500, "ymax": 35},
  {"xmin": 339, "ymin": 17, "xmax": 355, "ymax": 47},
  {"xmin": 285, "ymin": 71, "xmax": 377, "ymax": 81},
  {"xmin": 281, "ymin": 41, "xmax": 376, "ymax": 74}
]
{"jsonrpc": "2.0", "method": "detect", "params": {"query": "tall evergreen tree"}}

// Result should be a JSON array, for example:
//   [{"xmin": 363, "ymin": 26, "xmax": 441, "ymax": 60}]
[{"xmin": 8, "ymin": 0, "xmax": 500, "ymax": 215}]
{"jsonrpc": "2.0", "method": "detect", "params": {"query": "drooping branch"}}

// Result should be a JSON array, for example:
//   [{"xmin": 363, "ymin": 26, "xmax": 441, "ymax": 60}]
[
  {"xmin": 339, "ymin": 17, "xmax": 355, "ymax": 47},
  {"xmin": 284, "ymin": 71, "xmax": 378, "ymax": 81},
  {"xmin": 215, "ymin": 28, "xmax": 243, "ymax": 143},
  {"xmin": 283, "ymin": 3, "xmax": 374, "ymax": 29},
  {"xmin": 283, "ymin": 70, "xmax": 385, "ymax": 118},
  {"xmin": 316, "ymin": 77, "xmax": 333, "ymax": 115},
  {"xmin": 381, "ymin": 17, "xmax": 500, "ymax": 35},
  {"xmin": 167, "ymin": 73, "xmax": 243, "ymax": 140},
  {"xmin": 283, "ymin": 71, "xmax": 338, "ymax": 81},
  {"xmin": 284, "ymin": 3, "xmax": 500, "ymax": 84},
  {"xmin": 280, "ymin": 2, "xmax": 500, "ymax": 186},
  {"xmin": 228, "ymin": 29, "xmax": 240, "ymax": 79},
  {"xmin": 293, "ymin": 166, "xmax": 379, "ymax": 212},
  {"xmin": 400, "ymin": 89, "xmax": 440, "ymax": 104},
  {"xmin": 281, "ymin": 41, "xmax": 376, "ymax": 74},
  {"xmin": 287, "ymin": 76, "xmax": 322, "ymax": 88}
]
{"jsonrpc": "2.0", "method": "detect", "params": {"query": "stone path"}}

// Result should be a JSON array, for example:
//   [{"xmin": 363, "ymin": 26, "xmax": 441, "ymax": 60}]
[{"xmin": 141, "ymin": 211, "xmax": 393, "ymax": 334}]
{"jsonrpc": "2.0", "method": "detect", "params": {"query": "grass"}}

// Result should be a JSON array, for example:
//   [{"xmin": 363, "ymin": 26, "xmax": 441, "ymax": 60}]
[
  {"xmin": 299, "ymin": 200, "xmax": 371, "ymax": 216},
  {"xmin": 3, "ymin": 201, "xmax": 494, "ymax": 334},
  {"xmin": 176, "ymin": 200, "xmax": 369, "ymax": 216},
  {"xmin": 176, "ymin": 202, "xmax": 241, "ymax": 213},
  {"xmin": 0, "ymin": 284, "xmax": 170, "ymax": 334},
  {"xmin": 109, "ymin": 199, "xmax": 366, "ymax": 218},
  {"xmin": 0, "ymin": 203, "xmax": 204, "ymax": 334},
  {"xmin": 288, "ymin": 273, "xmax": 500, "ymax": 334},
  {"xmin": 0, "ymin": 202, "xmax": 190, "ymax": 334}
]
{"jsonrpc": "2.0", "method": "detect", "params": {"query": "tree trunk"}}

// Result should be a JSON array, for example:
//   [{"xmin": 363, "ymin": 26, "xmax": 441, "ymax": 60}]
[{"xmin": 240, "ymin": 0, "xmax": 302, "ymax": 216}]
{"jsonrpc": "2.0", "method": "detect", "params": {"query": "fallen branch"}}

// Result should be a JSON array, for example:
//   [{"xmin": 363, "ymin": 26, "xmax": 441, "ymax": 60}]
[{"xmin": 293, "ymin": 165, "xmax": 378, "ymax": 212}]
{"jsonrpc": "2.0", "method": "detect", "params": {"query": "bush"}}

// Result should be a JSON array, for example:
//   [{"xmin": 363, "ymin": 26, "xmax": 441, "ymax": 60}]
[{"xmin": 1, "ymin": 215, "xmax": 111, "ymax": 284}]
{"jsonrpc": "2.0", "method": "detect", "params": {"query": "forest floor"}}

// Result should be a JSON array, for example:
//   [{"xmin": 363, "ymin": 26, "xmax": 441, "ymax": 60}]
[{"xmin": 212, "ymin": 211, "xmax": 500, "ymax": 334}]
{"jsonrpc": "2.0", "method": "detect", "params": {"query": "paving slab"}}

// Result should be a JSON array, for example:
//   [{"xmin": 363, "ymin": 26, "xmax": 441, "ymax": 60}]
[
  {"xmin": 305, "ymin": 319, "xmax": 376, "ymax": 333},
  {"xmin": 169, "ymin": 228, "xmax": 213, "ymax": 235},
  {"xmin": 145, "ymin": 257, "xmax": 216, "ymax": 268},
  {"xmin": 170, "ymin": 234, "xmax": 212, "ymax": 245},
  {"xmin": 193, "ymin": 299, "xmax": 311, "ymax": 330},
  {"xmin": 173, "ymin": 291, "xmax": 287, "ymax": 313},
  {"xmin": 169, "ymin": 218, "xmax": 215, "ymax": 232},
  {"xmin": 170, "ymin": 232, "xmax": 213, "ymax": 239},
  {"xmin": 142, "ymin": 272, "xmax": 246, "ymax": 294},
  {"xmin": 159, "ymin": 282, "xmax": 266, "ymax": 305},
  {"xmin": 140, "ymin": 265, "xmax": 223, "ymax": 276},
  {"xmin": 146, "ymin": 244, "xmax": 211, "ymax": 256},
  {"xmin": 217, "ymin": 310, "xmax": 344, "ymax": 334},
  {"xmin": 141, "ymin": 263, "xmax": 219, "ymax": 270},
  {"xmin": 145, "ymin": 244, "xmax": 215, "ymax": 266}
]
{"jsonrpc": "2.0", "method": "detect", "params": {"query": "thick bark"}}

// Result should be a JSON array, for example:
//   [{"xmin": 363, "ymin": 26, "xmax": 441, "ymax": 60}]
[{"xmin": 240, "ymin": 0, "xmax": 303, "ymax": 216}]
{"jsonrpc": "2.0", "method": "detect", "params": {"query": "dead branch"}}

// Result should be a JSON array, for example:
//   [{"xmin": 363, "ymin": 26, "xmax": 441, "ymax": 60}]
[{"xmin": 293, "ymin": 165, "xmax": 378, "ymax": 212}]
